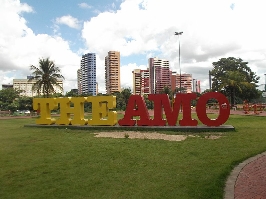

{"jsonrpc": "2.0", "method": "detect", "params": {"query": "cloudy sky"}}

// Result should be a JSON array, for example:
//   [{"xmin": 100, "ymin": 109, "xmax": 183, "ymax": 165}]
[{"xmin": 1, "ymin": 0, "xmax": 266, "ymax": 93}]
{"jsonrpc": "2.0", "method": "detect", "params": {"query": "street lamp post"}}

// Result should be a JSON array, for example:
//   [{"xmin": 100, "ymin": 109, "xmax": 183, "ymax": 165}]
[
  {"xmin": 193, "ymin": 78, "xmax": 195, "ymax": 92},
  {"xmin": 264, "ymin": 74, "xmax": 266, "ymax": 91},
  {"xmin": 175, "ymin": 32, "xmax": 183, "ymax": 93}
]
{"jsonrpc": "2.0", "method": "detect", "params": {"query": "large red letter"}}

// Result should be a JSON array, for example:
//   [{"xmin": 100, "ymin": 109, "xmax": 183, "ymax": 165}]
[
  {"xmin": 148, "ymin": 94, "xmax": 168, "ymax": 126},
  {"xmin": 118, "ymin": 95, "xmax": 150, "ymax": 126},
  {"xmin": 148, "ymin": 94, "xmax": 197, "ymax": 126},
  {"xmin": 196, "ymin": 92, "xmax": 230, "ymax": 126},
  {"xmin": 178, "ymin": 93, "xmax": 198, "ymax": 126},
  {"xmin": 149, "ymin": 94, "xmax": 180, "ymax": 126}
]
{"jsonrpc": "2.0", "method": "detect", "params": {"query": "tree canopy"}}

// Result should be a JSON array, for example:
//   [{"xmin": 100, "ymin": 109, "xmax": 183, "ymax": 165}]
[
  {"xmin": 111, "ymin": 88, "xmax": 132, "ymax": 110},
  {"xmin": 0, "ymin": 88, "xmax": 21, "ymax": 112},
  {"xmin": 29, "ymin": 58, "xmax": 64, "ymax": 98},
  {"xmin": 210, "ymin": 57, "xmax": 260, "ymax": 105}
]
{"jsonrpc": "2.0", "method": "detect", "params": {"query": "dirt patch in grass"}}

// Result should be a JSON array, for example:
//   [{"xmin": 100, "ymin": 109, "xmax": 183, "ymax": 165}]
[
  {"xmin": 204, "ymin": 135, "xmax": 222, "ymax": 139},
  {"xmin": 94, "ymin": 131, "xmax": 222, "ymax": 141}
]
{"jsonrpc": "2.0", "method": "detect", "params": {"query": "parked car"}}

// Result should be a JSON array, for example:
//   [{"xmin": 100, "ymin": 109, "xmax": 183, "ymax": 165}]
[
  {"xmin": 24, "ymin": 110, "xmax": 30, "ymax": 114},
  {"xmin": 16, "ymin": 110, "xmax": 30, "ymax": 114}
]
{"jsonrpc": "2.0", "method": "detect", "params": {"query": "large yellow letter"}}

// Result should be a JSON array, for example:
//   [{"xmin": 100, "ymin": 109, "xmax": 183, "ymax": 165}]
[
  {"xmin": 33, "ymin": 98, "xmax": 57, "ymax": 125},
  {"xmin": 55, "ymin": 97, "xmax": 88, "ymax": 125},
  {"xmin": 55, "ymin": 97, "xmax": 72, "ymax": 125},
  {"xmin": 87, "ymin": 96, "xmax": 117, "ymax": 126},
  {"xmin": 71, "ymin": 97, "xmax": 88, "ymax": 125},
  {"xmin": 56, "ymin": 97, "xmax": 87, "ymax": 125}
]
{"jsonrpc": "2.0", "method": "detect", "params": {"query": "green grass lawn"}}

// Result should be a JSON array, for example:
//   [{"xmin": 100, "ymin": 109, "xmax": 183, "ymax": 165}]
[{"xmin": 1, "ymin": 115, "xmax": 266, "ymax": 199}]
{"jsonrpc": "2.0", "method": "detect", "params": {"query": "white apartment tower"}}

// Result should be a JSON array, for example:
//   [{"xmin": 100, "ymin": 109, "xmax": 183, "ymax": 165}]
[{"xmin": 80, "ymin": 53, "xmax": 97, "ymax": 96}]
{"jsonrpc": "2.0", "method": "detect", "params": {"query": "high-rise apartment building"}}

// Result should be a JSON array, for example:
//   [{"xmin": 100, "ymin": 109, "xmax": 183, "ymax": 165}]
[
  {"xmin": 175, "ymin": 73, "xmax": 193, "ymax": 93},
  {"xmin": 195, "ymin": 80, "xmax": 201, "ymax": 93},
  {"xmin": 132, "ymin": 69, "xmax": 149, "ymax": 95},
  {"xmin": 105, "ymin": 51, "xmax": 121, "ymax": 94},
  {"xmin": 149, "ymin": 57, "xmax": 171, "ymax": 94},
  {"xmin": 79, "ymin": 53, "xmax": 97, "ymax": 96}
]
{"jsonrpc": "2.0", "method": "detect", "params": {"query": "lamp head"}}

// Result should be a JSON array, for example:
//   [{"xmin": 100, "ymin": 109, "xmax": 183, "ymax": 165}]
[{"xmin": 175, "ymin": 32, "xmax": 183, "ymax": 35}]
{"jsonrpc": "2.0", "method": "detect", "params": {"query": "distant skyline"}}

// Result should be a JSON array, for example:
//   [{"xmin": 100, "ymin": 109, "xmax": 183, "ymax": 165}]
[{"xmin": 1, "ymin": 0, "xmax": 266, "ymax": 93}]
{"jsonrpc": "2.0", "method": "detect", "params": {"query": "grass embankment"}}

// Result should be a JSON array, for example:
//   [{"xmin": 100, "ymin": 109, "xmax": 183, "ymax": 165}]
[{"xmin": 0, "ymin": 115, "xmax": 266, "ymax": 199}]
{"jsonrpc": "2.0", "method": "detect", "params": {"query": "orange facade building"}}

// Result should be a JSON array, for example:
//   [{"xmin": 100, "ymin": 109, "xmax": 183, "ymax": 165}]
[{"xmin": 105, "ymin": 51, "xmax": 121, "ymax": 94}]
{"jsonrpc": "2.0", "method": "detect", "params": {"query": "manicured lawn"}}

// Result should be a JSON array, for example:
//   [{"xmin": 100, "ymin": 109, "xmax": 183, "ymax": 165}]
[{"xmin": 1, "ymin": 115, "xmax": 266, "ymax": 199}]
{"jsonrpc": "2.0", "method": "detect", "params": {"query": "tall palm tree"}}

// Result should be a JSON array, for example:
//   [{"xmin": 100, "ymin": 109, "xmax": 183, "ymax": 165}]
[
  {"xmin": 29, "ymin": 58, "xmax": 64, "ymax": 98},
  {"xmin": 218, "ymin": 71, "xmax": 253, "ymax": 106}
]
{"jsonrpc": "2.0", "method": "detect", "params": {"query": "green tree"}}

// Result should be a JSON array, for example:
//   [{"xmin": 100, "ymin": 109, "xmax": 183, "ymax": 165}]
[
  {"xmin": 112, "ymin": 91, "xmax": 124, "ymax": 110},
  {"xmin": 143, "ymin": 94, "xmax": 153, "ymax": 109},
  {"xmin": 174, "ymin": 87, "xmax": 186, "ymax": 94},
  {"xmin": 236, "ymin": 84, "xmax": 260, "ymax": 103},
  {"xmin": 121, "ymin": 88, "xmax": 132, "ymax": 106},
  {"xmin": 160, "ymin": 86, "xmax": 172, "ymax": 97},
  {"xmin": 65, "ymin": 90, "xmax": 79, "ymax": 97},
  {"xmin": 111, "ymin": 88, "xmax": 132, "ymax": 111},
  {"xmin": 0, "ymin": 88, "xmax": 21, "ymax": 111},
  {"xmin": 7, "ymin": 101, "xmax": 19, "ymax": 113},
  {"xmin": 160, "ymin": 86, "xmax": 174, "ymax": 106},
  {"xmin": 80, "ymin": 93, "xmax": 93, "ymax": 112},
  {"xmin": 29, "ymin": 58, "xmax": 64, "ymax": 98},
  {"xmin": 51, "ymin": 93, "xmax": 64, "ymax": 98},
  {"xmin": 17, "ymin": 97, "xmax": 33, "ymax": 111},
  {"xmin": 210, "ymin": 57, "xmax": 259, "ymax": 106}
]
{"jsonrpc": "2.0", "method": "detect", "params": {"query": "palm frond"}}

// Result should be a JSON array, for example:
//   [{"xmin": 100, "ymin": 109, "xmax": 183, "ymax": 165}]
[{"xmin": 29, "ymin": 58, "xmax": 64, "ymax": 97}]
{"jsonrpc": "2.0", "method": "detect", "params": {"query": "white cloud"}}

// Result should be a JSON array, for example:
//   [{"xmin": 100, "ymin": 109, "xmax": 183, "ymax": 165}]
[
  {"xmin": 95, "ymin": 57, "xmax": 147, "ymax": 94},
  {"xmin": 121, "ymin": 63, "xmax": 147, "ymax": 90},
  {"xmin": 3, "ymin": 0, "xmax": 33, "ymax": 14},
  {"xmin": 82, "ymin": 0, "xmax": 266, "ymax": 92},
  {"xmin": 0, "ymin": 0, "xmax": 80, "ymax": 93},
  {"xmin": 2, "ymin": 0, "xmax": 266, "ymax": 94},
  {"xmin": 55, "ymin": 15, "xmax": 81, "ymax": 29},
  {"xmin": 111, "ymin": 2, "xmax": 116, "ymax": 9},
  {"xmin": 78, "ymin": 3, "xmax": 92, "ymax": 9}
]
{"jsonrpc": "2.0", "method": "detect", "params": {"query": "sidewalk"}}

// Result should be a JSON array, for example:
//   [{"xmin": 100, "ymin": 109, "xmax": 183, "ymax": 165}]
[
  {"xmin": 224, "ymin": 152, "xmax": 266, "ymax": 199},
  {"xmin": 227, "ymin": 110, "xmax": 266, "ymax": 198}
]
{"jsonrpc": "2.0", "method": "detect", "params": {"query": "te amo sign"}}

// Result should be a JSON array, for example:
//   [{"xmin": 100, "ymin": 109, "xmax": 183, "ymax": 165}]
[{"xmin": 33, "ymin": 92, "xmax": 230, "ymax": 127}]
